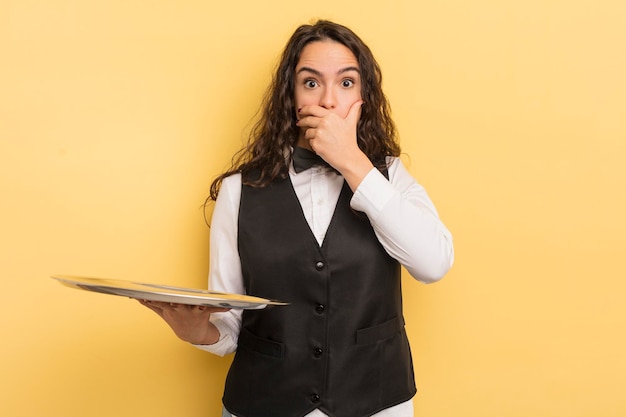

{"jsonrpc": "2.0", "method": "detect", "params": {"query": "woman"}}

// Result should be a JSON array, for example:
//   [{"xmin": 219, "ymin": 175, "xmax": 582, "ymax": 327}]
[{"xmin": 142, "ymin": 20, "xmax": 454, "ymax": 417}]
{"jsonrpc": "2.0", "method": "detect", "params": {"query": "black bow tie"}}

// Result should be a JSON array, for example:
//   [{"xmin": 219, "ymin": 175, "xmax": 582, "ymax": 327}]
[{"xmin": 292, "ymin": 146, "xmax": 336, "ymax": 173}]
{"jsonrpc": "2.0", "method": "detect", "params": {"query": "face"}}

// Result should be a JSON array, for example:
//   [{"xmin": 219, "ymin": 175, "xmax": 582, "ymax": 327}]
[{"xmin": 294, "ymin": 40, "xmax": 362, "ymax": 119}]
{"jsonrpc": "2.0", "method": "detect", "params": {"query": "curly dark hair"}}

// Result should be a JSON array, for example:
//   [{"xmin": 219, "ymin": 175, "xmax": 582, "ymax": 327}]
[{"xmin": 208, "ymin": 19, "xmax": 400, "ymax": 201}]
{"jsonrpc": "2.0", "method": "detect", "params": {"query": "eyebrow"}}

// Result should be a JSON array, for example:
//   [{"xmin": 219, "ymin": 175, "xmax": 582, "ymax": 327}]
[{"xmin": 296, "ymin": 66, "xmax": 360, "ymax": 77}]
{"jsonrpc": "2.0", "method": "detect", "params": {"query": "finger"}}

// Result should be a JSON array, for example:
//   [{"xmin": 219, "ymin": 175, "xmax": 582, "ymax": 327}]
[
  {"xmin": 296, "ymin": 114, "xmax": 322, "ymax": 129},
  {"xmin": 140, "ymin": 300, "xmax": 170, "ymax": 309},
  {"xmin": 345, "ymin": 100, "xmax": 363, "ymax": 126},
  {"xmin": 298, "ymin": 105, "xmax": 328, "ymax": 118},
  {"xmin": 208, "ymin": 307, "xmax": 231, "ymax": 313},
  {"xmin": 304, "ymin": 128, "xmax": 317, "ymax": 140},
  {"xmin": 138, "ymin": 300, "xmax": 165, "ymax": 317},
  {"xmin": 138, "ymin": 299, "xmax": 159, "ymax": 309},
  {"xmin": 189, "ymin": 305, "xmax": 230, "ymax": 315}
]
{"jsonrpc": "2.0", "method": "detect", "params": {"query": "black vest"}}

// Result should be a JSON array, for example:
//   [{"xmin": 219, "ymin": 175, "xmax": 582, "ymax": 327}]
[{"xmin": 222, "ymin": 173, "xmax": 416, "ymax": 417}]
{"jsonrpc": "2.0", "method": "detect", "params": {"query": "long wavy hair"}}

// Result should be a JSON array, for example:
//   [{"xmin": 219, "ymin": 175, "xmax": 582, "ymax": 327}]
[{"xmin": 208, "ymin": 20, "xmax": 400, "ymax": 201}]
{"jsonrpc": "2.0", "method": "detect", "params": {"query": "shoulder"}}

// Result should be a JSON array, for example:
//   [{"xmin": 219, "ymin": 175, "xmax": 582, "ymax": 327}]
[
  {"xmin": 222, "ymin": 172, "xmax": 242, "ymax": 189},
  {"xmin": 215, "ymin": 173, "xmax": 242, "ymax": 208}
]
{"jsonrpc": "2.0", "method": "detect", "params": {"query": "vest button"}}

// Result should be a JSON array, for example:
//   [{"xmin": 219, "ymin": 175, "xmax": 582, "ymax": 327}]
[
  {"xmin": 315, "ymin": 261, "xmax": 325, "ymax": 271},
  {"xmin": 315, "ymin": 304, "xmax": 325, "ymax": 314},
  {"xmin": 313, "ymin": 347, "xmax": 323, "ymax": 358},
  {"xmin": 310, "ymin": 393, "xmax": 320, "ymax": 403}
]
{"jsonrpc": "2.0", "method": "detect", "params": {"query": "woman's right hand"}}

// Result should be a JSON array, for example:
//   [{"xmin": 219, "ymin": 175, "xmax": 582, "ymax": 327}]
[{"xmin": 138, "ymin": 300, "xmax": 230, "ymax": 345}]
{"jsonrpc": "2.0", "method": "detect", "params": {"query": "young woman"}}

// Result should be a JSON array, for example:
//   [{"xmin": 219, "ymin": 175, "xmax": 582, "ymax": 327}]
[{"xmin": 142, "ymin": 20, "xmax": 454, "ymax": 417}]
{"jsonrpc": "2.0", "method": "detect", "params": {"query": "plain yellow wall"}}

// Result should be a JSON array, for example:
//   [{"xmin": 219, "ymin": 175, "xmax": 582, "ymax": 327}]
[{"xmin": 1, "ymin": 1, "xmax": 625, "ymax": 416}]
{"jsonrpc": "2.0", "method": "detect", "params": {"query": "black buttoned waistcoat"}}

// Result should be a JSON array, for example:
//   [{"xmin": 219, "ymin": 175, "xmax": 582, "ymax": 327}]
[{"xmin": 222, "ymin": 174, "xmax": 416, "ymax": 417}]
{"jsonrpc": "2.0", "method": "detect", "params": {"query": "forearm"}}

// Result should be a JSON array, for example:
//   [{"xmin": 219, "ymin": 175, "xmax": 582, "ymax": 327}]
[
  {"xmin": 351, "ymin": 161, "xmax": 454, "ymax": 283},
  {"xmin": 368, "ymin": 189, "xmax": 454, "ymax": 282}
]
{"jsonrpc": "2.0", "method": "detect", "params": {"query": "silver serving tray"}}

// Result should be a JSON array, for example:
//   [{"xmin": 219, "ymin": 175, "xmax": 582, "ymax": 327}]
[{"xmin": 52, "ymin": 275, "xmax": 287, "ymax": 309}]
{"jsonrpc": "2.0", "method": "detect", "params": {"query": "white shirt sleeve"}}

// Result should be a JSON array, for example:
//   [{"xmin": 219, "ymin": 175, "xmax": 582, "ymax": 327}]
[
  {"xmin": 350, "ymin": 157, "xmax": 454, "ymax": 283},
  {"xmin": 193, "ymin": 173, "xmax": 243, "ymax": 356}
]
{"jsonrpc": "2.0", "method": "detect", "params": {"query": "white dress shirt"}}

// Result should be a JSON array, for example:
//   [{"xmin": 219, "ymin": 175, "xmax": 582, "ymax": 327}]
[{"xmin": 198, "ymin": 157, "xmax": 454, "ymax": 417}]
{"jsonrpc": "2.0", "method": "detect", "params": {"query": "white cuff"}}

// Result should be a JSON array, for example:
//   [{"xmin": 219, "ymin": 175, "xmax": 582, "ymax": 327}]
[{"xmin": 350, "ymin": 168, "xmax": 396, "ymax": 220}]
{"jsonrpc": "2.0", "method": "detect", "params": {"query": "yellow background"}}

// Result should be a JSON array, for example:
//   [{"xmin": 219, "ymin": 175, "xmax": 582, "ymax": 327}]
[{"xmin": 1, "ymin": 1, "xmax": 625, "ymax": 416}]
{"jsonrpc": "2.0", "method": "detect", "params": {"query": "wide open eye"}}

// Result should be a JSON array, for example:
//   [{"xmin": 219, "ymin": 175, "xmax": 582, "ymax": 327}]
[
  {"xmin": 341, "ymin": 79, "xmax": 355, "ymax": 88},
  {"xmin": 304, "ymin": 79, "xmax": 319, "ymax": 88}
]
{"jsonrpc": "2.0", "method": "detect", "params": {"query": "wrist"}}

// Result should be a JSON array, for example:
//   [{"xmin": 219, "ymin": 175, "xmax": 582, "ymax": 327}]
[
  {"xmin": 340, "ymin": 153, "xmax": 374, "ymax": 191},
  {"xmin": 184, "ymin": 323, "xmax": 221, "ymax": 345}
]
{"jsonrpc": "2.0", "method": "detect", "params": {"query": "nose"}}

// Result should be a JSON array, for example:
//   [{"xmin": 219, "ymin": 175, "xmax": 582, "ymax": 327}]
[{"xmin": 319, "ymin": 87, "xmax": 336, "ymax": 109}]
